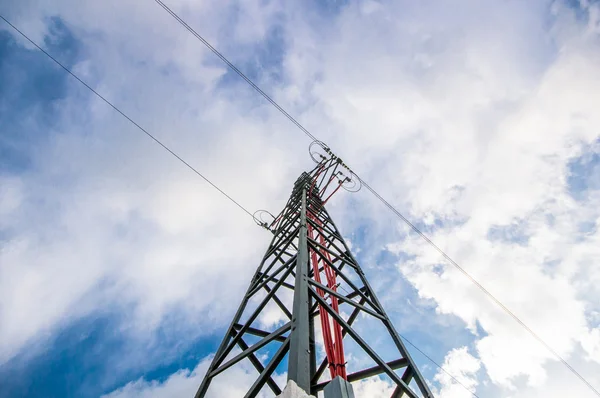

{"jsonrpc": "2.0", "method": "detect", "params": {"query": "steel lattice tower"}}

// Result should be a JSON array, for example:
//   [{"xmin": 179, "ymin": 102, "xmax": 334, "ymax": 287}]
[{"xmin": 195, "ymin": 144, "xmax": 434, "ymax": 398}]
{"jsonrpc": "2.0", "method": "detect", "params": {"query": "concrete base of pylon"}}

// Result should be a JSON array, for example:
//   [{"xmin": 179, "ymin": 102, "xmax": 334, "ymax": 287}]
[
  {"xmin": 277, "ymin": 380, "xmax": 315, "ymax": 398},
  {"xmin": 324, "ymin": 376, "xmax": 355, "ymax": 398},
  {"xmin": 276, "ymin": 377, "xmax": 356, "ymax": 398}
]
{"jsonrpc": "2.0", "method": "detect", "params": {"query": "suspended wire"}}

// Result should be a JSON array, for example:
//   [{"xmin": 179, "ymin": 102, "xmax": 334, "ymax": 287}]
[
  {"xmin": 152, "ymin": 4, "xmax": 600, "ymax": 396},
  {"xmin": 358, "ymin": 178, "xmax": 600, "ymax": 396},
  {"xmin": 154, "ymin": 0, "xmax": 318, "ymax": 142},
  {"xmin": 0, "ymin": 15, "xmax": 506, "ymax": 398},
  {"xmin": 338, "ymin": 282, "xmax": 478, "ymax": 397},
  {"xmin": 0, "ymin": 15, "xmax": 254, "ymax": 220},
  {"xmin": 401, "ymin": 336, "xmax": 480, "ymax": 398}
]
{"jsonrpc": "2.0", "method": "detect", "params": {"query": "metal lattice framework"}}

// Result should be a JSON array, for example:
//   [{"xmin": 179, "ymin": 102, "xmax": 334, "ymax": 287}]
[{"xmin": 195, "ymin": 150, "xmax": 434, "ymax": 398}]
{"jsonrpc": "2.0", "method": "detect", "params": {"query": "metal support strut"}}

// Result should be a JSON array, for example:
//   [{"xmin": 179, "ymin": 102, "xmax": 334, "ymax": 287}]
[
  {"xmin": 288, "ymin": 187, "xmax": 311, "ymax": 392},
  {"xmin": 195, "ymin": 150, "xmax": 434, "ymax": 398}
]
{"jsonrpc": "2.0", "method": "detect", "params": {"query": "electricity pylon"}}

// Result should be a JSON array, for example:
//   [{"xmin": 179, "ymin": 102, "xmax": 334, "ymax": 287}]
[{"xmin": 195, "ymin": 143, "xmax": 434, "ymax": 398}]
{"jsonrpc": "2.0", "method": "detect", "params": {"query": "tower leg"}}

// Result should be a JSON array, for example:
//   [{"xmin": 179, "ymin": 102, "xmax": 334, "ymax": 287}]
[{"xmin": 288, "ymin": 187, "xmax": 311, "ymax": 392}]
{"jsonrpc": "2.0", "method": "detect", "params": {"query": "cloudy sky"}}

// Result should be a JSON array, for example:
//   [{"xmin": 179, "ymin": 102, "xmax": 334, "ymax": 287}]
[{"xmin": 1, "ymin": 0, "xmax": 600, "ymax": 397}]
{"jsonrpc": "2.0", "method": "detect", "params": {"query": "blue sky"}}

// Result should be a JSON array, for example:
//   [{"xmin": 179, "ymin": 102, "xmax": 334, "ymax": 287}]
[
  {"xmin": 1, "ymin": 1, "xmax": 600, "ymax": 398},
  {"xmin": 0, "ymin": 20, "xmax": 470, "ymax": 394},
  {"xmin": 0, "ymin": 20, "xmax": 74, "ymax": 172},
  {"xmin": 0, "ymin": 14, "xmax": 223, "ymax": 398}
]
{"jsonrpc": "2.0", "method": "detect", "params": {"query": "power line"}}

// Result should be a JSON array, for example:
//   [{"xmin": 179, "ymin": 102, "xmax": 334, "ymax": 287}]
[
  {"xmin": 401, "ymin": 336, "xmax": 480, "ymax": 398},
  {"xmin": 0, "ymin": 14, "xmax": 254, "ymax": 220},
  {"xmin": 358, "ymin": 178, "xmax": 600, "ymax": 396},
  {"xmin": 154, "ymin": 0, "xmax": 318, "ymax": 142},
  {"xmin": 1, "ymin": 14, "xmax": 481, "ymax": 397},
  {"xmin": 152, "ymin": 4, "xmax": 600, "ymax": 396},
  {"xmin": 336, "ymin": 285, "xmax": 479, "ymax": 397}
]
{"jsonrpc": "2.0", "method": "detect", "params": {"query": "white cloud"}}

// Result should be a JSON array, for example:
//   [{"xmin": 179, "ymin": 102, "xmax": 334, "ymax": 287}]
[
  {"xmin": 434, "ymin": 347, "xmax": 480, "ymax": 398},
  {"xmin": 350, "ymin": 377, "xmax": 396, "ymax": 398},
  {"xmin": 102, "ymin": 356, "xmax": 286, "ymax": 398},
  {"xmin": 0, "ymin": 0, "xmax": 306, "ymax": 368},
  {"xmin": 273, "ymin": 0, "xmax": 600, "ymax": 395},
  {"xmin": 355, "ymin": 0, "xmax": 600, "ymax": 394},
  {"xmin": 2, "ymin": 0, "xmax": 600, "ymax": 397},
  {"xmin": 0, "ymin": 176, "xmax": 23, "ymax": 220}
]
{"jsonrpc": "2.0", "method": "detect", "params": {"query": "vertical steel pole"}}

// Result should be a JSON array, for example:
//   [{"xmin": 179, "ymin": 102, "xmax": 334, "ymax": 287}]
[
  {"xmin": 309, "ymin": 295, "xmax": 317, "ymax": 395},
  {"xmin": 288, "ymin": 187, "xmax": 311, "ymax": 393}
]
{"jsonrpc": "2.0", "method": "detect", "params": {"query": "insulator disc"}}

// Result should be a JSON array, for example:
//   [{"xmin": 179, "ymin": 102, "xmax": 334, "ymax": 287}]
[
  {"xmin": 309, "ymin": 140, "xmax": 331, "ymax": 164},
  {"xmin": 340, "ymin": 171, "xmax": 362, "ymax": 193},
  {"xmin": 253, "ymin": 210, "xmax": 276, "ymax": 227}
]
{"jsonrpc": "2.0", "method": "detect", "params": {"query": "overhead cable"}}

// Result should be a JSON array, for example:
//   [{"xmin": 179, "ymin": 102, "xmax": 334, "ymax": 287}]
[
  {"xmin": 151, "ymin": 4, "xmax": 600, "ymax": 396},
  {"xmin": 2, "ymin": 13, "xmax": 479, "ymax": 398},
  {"xmin": 154, "ymin": 0, "xmax": 318, "ymax": 142},
  {"xmin": 337, "ymin": 285, "xmax": 480, "ymax": 397},
  {"xmin": 0, "ymin": 14, "xmax": 254, "ymax": 220}
]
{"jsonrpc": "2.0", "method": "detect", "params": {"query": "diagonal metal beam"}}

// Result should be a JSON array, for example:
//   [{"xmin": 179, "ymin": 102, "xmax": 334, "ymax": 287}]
[
  {"xmin": 233, "ymin": 324, "xmax": 288, "ymax": 343},
  {"xmin": 313, "ymin": 358, "xmax": 409, "ymax": 392},
  {"xmin": 244, "ymin": 337, "xmax": 291, "ymax": 398},
  {"xmin": 263, "ymin": 284, "xmax": 293, "ymax": 320},
  {"xmin": 256, "ymin": 273, "xmax": 295, "ymax": 291},
  {"xmin": 309, "ymin": 287, "xmax": 420, "ymax": 398},
  {"xmin": 392, "ymin": 366, "xmax": 416, "ymax": 398},
  {"xmin": 307, "ymin": 279, "xmax": 385, "ymax": 320},
  {"xmin": 214, "ymin": 264, "xmax": 296, "ymax": 369},
  {"xmin": 311, "ymin": 296, "xmax": 367, "ymax": 385},
  {"xmin": 307, "ymin": 240, "xmax": 381, "ymax": 312},
  {"xmin": 236, "ymin": 335, "xmax": 282, "ymax": 396},
  {"xmin": 249, "ymin": 255, "xmax": 296, "ymax": 297},
  {"xmin": 253, "ymin": 227, "xmax": 299, "ymax": 285},
  {"xmin": 210, "ymin": 322, "xmax": 291, "ymax": 378}
]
